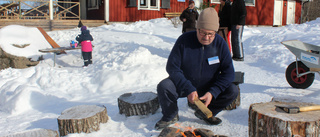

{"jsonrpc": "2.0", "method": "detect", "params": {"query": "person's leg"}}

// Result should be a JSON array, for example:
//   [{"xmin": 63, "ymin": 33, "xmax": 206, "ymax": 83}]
[
  {"xmin": 208, "ymin": 83, "xmax": 239, "ymax": 116},
  {"xmin": 238, "ymin": 26, "xmax": 244, "ymax": 58},
  {"xmin": 231, "ymin": 25, "xmax": 244, "ymax": 59},
  {"xmin": 82, "ymin": 52, "xmax": 89, "ymax": 66},
  {"xmin": 88, "ymin": 51, "xmax": 92, "ymax": 64},
  {"xmin": 157, "ymin": 78, "xmax": 179, "ymax": 121}
]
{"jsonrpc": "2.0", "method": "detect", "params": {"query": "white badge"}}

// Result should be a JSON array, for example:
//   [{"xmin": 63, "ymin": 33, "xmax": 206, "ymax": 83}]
[{"xmin": 208, "ymin": 56, "xmax": 219, "ymax": 65}]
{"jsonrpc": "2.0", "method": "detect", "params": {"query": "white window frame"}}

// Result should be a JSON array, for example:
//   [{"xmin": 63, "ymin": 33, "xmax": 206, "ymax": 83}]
[
  {"xmin": 245, "ymin": 0, "xmax": 255, "ymax": 7},
  {"xmin": 210, "ymin": 0, "xmax": 256, "ymax": 7},
  {"xmin": 138, "ymin": 0, "xmax": 160, "ymax": 11},
  {"xmin": 211, "ymin": 0, "xmax": 220, "ymax": 4}
]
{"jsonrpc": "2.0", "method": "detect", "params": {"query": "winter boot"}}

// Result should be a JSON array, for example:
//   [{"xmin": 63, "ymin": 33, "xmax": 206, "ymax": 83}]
[{"xmin": 155, "ymin": 114, "xmax": 179, "ymax": 130}]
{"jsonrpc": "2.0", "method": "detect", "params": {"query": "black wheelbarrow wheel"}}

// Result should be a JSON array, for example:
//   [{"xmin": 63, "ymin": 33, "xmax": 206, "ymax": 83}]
[{"xmin": 285, "ymin": 61, "xmax": 314, "ymax": 89}]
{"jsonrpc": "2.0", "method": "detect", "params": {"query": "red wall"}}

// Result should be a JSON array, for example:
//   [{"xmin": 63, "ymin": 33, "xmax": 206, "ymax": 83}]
[
  {"xmin": 246, "ymin": 0, "xmax": 274, "ymax": 25},
  {"xmin": 106, "ymin": 0, "xmax": 302, "ymax": 25},
  {"xmin": 109, "ymin": 0, "xmax": 189, "ymax": 22}
]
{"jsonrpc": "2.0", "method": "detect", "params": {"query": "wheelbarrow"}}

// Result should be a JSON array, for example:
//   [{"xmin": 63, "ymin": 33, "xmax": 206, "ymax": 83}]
[{"xmin": 281, "ymin": 40, "xmax": 320, "ymax": 89}]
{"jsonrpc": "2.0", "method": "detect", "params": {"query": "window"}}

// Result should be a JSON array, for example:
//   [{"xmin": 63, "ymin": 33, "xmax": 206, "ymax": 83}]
[
  {"xmin": 245, "ymin": 0, "xmax": 255, "ymax": 6},
  {"xmin": 88, "ymin": 0, "xmax": 100, "ymax": 10},
  {"xmin": 210, "ymin": 0, "xmax": 255, "ymax": 6},
  {"xmin": 138, "ymin": 0, "xmax": 160, "ymax": 10},
  {"xmin": 211, "ymin": 0, "xmax": 220, "ymax": 4}
]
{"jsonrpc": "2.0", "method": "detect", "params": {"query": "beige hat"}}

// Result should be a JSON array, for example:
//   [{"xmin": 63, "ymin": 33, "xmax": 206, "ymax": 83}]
[{"xmin": 196, "ymin": 7, "xmax": 219, "ymax": 31}]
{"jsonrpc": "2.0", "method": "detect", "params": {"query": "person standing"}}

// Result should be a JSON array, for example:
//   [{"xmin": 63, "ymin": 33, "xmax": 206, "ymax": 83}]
[
  {"xmin": 76, "ymin": 26, "xmax": 94, "ymax": 67},
  {"xmin": 180, "ymin": 0, "xmax": 199, "ymax": 33},
  {"xmin": 219, "ymin": 0, "xmax": 232, "ymax": 52},
  {"xmin": 219, "ymin": 0, "xmax": 231, "ymax": 31},
  {"xmin": 230, "ymin": 0, "xmax": 246, "ymax": 61},
  {"xmin": 155, "ymin": 7, "xmax": 238, "ymax": 130}
]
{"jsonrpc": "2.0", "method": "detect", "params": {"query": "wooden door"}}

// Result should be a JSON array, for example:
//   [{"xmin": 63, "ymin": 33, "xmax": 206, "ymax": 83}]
[
  {"xmin": 273, "ymin": 0, "xmax": 283, "ymax": 26},
  {"xmin": 286, "ymin": 0, "xmax": 296, "ymax": 24}
]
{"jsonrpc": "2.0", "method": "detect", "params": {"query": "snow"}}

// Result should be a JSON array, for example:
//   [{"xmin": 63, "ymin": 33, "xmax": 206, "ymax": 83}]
[{"xmin": 1, "ymin": 17, "xmax": 320, "ymax": 137}]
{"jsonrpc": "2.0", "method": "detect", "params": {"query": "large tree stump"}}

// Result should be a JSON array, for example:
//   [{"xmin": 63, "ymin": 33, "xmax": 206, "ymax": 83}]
[
  {"xmin": 249, "ymin": 101, "xmax": 320, "ymax": 137},
  {"xmin": 57, "ymin": 105, "xmax": 108, "ymax": 136},
  {"xmin": 118, "ymin": 92, "xmax": 159, "ymax": 117}
]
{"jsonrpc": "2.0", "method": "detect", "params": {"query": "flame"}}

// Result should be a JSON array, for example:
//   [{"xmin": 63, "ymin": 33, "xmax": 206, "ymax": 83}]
[{"xmin": 173, "ymin": 123, "xmax": 201, "ymax": 137}]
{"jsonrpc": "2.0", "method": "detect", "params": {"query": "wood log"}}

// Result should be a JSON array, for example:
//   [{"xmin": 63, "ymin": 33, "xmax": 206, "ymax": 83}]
[
  {"xmin": 249, "ymin": 101, "xmax": 320, "ymax": 137},
  {"xmin": 57, "ymin": 105, "xmax": 108, "ymax": 136},
  {"xmin": 158, "ymin": 127, "xmax": 221, "ymax": 137},
  {"xmin": 118, "ymin": 92, "xmax": 159, "ymax": 117},
  {"xmin": 188, "ymin": 85, "xmax": 240, "ymax": 111}
]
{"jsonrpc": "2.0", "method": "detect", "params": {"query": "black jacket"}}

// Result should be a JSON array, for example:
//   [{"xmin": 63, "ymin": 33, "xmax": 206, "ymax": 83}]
[
  {"xmin": 231, "ymin": 0, "xmax": 247, "ymax": 25},
  {"xmin": 219, "ymin": 1, "xmax": 232, "ymax": 30},
  {"xmin": 180, "ymin": 8, "xmax": 199, "ymax": 33},
  {"xmin": 76, "ymin": 30, "xmax": 93, "ymax": 43}
]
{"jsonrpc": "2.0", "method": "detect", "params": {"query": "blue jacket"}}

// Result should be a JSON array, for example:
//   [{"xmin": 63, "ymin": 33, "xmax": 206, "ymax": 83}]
[{"xmin": 166, "ymin": 31, "xmax": 235, "ymax": 99}]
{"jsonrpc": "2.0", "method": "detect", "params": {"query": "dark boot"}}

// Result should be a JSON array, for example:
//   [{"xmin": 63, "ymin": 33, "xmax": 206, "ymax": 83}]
[{"xmin": 155, "ymin": 114, "xmax": 179, "ymax": 130}]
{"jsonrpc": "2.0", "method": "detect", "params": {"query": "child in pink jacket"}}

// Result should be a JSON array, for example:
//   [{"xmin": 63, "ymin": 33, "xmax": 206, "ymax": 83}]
[{"xmin": 76, "ymin": 26, "xmax": 94, "ymax": 66}]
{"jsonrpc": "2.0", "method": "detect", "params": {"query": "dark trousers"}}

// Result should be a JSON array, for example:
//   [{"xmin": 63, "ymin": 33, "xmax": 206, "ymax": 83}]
[
  {"xmin": 231, "ymin": 25, "xmax": 244, "ymax": 58},
  {"xmin": 157, "ymin": 78, "xmax": 238, "ymax": 121},
  {"xmin": 82, "ymin": 51, "xmax": 92, "ymax": 66}
]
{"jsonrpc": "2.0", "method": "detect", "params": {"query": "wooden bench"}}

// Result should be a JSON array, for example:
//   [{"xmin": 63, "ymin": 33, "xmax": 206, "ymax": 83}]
[
  {"xmin": 164, "ymin": 12, "xmax": 182, "ymax": 18},
  {"xmin": 164, "ymin": 12, "xmax": 182, "ymax": 28}
]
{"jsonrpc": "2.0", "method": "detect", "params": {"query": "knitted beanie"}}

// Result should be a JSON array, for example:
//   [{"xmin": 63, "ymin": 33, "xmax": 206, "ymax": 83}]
[
  {"xmin": 189, "ymin": 0, "xmax": 195, "ymax": 5},
  {"xmin": 81, "ymin": 26, "xmax": 87, "ymax": 31},
  {"xmin": 196, "ymin": 7, "xmax": 219, "ymax": 32}
]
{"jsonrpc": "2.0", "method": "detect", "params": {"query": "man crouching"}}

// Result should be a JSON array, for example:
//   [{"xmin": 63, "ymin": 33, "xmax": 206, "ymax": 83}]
[{"xmin": 155, "ymin": 7, "xmax": 238, "ymax": 130}]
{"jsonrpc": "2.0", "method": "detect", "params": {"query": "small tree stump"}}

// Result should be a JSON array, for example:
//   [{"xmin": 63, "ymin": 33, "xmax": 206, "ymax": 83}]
[
  {"xmin": 249, "ymin": 101, "xmax": 320, "ymax": 137},
  {"xmin": 57, "ymin": 105, "xmax": 108, "ymax": 136},
  {"xmin": 2, "ymin": 129, "xmax": 58, "ymax": 137},
  {"xmin": 118, "ymin": 92, "xmax": 159, "ymax": 117}
]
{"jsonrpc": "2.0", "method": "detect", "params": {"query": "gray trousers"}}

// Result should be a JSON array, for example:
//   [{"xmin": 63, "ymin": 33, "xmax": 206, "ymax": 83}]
[{"xmin": 231, "ymin": 25, "xmax": 244, "ymax": 58}]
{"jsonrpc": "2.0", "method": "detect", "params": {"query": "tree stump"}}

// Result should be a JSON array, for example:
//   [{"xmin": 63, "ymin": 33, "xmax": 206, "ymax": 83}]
[
  {"xmin": 57, "ymin": 105, "xmax": 108, "ymax": 136},
  {"xmin": 249, "ymin": 101, "xmax": 320, "ymax": 137},
  {"xmin": 118, "ymin": 92, "xmax": 159, "ymax": 117},
  {"xmin": 2, "ymin": 129, "xmax": 58, "ymax": 137}
]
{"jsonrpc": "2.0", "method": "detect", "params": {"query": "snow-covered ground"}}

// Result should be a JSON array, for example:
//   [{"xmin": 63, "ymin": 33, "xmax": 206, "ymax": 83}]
[{"xmin": 1, "ymin": 18, "xmax": 320, "ymax": 137}]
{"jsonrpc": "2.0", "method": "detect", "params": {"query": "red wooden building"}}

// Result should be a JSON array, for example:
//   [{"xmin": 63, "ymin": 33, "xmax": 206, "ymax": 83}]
[{"xmin": 84, "ymin": 0, "xmax": 303, "ymax": 26}]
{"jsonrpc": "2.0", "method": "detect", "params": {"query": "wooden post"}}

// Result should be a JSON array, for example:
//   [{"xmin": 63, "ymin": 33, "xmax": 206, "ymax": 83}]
[
  {"xmin": 57, "ymin": 105, "xmax": 108, "ymax": 136},
  {"xmin": 249, "ymin": 101, "xmax": 320, "ymax": 137}
]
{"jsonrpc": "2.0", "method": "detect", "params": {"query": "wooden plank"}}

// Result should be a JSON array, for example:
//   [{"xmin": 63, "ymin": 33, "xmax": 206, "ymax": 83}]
[{"xmin": 37, "ymin": 27, "xmax": 66, "ymax": 54}]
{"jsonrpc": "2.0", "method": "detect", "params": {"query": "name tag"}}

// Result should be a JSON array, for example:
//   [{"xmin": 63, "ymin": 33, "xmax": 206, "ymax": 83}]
[{"xmin": 208, "ymin": 56, "xmax": 219, "ymax": 65}]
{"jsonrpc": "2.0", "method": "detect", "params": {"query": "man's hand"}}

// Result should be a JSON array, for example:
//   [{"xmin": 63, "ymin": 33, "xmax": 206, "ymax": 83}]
[
  {"xmin": 187, "ymin": 91, "xmax": 198, "ymax": 104},
  {"xmin": 182, "ymin": 18, "xmax": 187, "ymax": 22},
  {"xmin": 199, "ymin": 92, "xmax": 213, "ymax": 107}
]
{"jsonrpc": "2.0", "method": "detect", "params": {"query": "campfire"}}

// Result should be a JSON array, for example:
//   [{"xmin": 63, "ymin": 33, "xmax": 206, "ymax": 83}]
[{"xmin": 158, "ymin": 123, "xmax": 227, "ymax": 137}]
